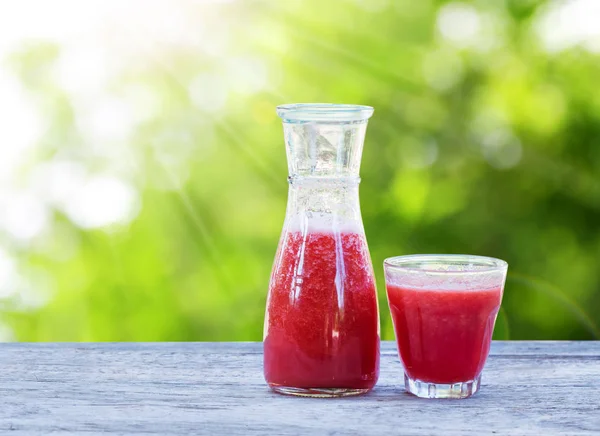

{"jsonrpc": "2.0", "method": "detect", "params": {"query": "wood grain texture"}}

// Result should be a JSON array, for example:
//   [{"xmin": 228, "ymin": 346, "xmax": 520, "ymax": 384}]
[{"xmin": 1, "ymin": 342, "xmax": 598, "ymax": 435}]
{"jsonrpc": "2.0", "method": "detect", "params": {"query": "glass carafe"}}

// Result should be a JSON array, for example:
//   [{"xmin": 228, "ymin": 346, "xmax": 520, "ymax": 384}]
[{"xmin": 264, "ymin": 104, "xmax": 380, "ymax": 397}]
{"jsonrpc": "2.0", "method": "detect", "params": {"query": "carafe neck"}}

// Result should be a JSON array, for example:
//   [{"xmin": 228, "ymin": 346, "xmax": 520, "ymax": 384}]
[{"xmin": 277, "ymin": 104, "xmax": 373, "ymax": 180}]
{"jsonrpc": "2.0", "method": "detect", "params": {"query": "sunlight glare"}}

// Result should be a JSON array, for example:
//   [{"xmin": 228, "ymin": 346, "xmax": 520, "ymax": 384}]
[
  {"xmin": 189, "ymin": 73, "xmax": 229, "ymax": 112},
  {"xmin": 15, "ymin": 267, "xmax": 55, "ymax": 311},
  {"xmin": 64, "ymin": 176, "xmax": 140, "ymax": 230},
  {"xmin": 535, "ymin": 0, "xmax": 600, "ymax": 53},
  {"xmin": 2, "ymin": 192, "xmax": 50, "ymax": 242},
  {"xmin": 30, "ymin": 161, "xmax": 87, "ymax": 212},
  {"xmin": 0, "ymin": 71, "xmax": 44, "ymax": 180},
  {"xmin": 226, "ymin": 56, "xmax": 269, "ymax": 95},
  {"xmin": 437, "ymin": 3, "xmax": 481, "ymax": 47},
  {"xmin": 77, "ymin": 97, "xmax": 136, "ymax": 144},
  {"xmin": 0, "ymin": 249, "xmax": 18, "ymax": 299},
  {"xmin": 54, "ymin": 44, "xmax": 115, "ymax": 100}
]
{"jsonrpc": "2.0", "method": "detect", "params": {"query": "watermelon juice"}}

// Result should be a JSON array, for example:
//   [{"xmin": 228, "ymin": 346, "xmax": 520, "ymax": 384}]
[
  {"xmin": 264, "ymin": 223, "xmax": 380, "ymax": 395},
  {"xmin": 387, "ymin": 284, "xmax": 502, "ymax": 383}
]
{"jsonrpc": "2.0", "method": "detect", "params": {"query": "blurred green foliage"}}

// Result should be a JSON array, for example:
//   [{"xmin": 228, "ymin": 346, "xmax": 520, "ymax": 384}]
[{"xmin": 1, "ymin": 0, "xmax": 599, "ymax": 341}]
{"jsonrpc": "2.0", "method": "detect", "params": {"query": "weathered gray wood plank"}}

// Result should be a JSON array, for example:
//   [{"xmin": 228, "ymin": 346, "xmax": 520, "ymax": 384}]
[
  {"xmin": 2, "ymin": 340, "xmax": 597, "ymax": 355},
  {"xmin": 0, "ymin": 342, "xmax": 598, "ymax": 435}
]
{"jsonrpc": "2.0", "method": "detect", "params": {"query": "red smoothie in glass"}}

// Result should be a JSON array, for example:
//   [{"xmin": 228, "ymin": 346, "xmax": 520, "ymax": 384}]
[
  {"xmin": 386, "ymin": 284, "xmax": 502, "ymax": 384},
  {"xmin": 264, "ymin": 228, "xmax": 380, "ymax": 390}
]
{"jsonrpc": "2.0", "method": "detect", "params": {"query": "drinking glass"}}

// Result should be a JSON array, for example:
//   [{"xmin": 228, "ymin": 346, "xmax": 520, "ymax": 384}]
[{"xmin": 384, "ymin": 254, "xmax": 508, "ymax": 399}]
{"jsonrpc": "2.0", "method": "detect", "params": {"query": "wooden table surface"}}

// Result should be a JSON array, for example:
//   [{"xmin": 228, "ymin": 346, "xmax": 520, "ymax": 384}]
[{"xmin": 1, "ymin": 341, "xmax": 599, "ymax": 435}]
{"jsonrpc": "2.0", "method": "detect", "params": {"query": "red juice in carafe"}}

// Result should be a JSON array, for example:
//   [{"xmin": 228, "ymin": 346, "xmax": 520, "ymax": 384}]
[
  {"xmin": 264, "ymin": 222, "xmax": 380, "ymax": 392},
  {"xmin": 386, "ymin": 283, "xmax": 502, "ymax": 384}
]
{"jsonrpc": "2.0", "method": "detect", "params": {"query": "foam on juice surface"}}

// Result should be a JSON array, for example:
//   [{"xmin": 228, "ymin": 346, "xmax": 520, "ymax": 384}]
[
  {"xmin": 284, "ymin": 213, "xmax": 364, "ymax": 235},
  {"xmin": 384, "ymin": 270, "xmax": 505, "ymax": 292},
  {"xmin": 384, "ymin": 274, "xmax": 504, "ymax": 292}
]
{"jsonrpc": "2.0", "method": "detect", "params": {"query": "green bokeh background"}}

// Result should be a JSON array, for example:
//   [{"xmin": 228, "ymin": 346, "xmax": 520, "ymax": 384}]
[{"xmin": 2, "ymin": 0, "xmax": 599, "ymax": 341}]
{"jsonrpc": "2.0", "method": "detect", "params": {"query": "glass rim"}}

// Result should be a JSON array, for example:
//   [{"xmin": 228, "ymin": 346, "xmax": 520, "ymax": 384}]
[
  {"xmin": 277, "ymin": 103, "xmax": 374, "ymax": 123},
  {"xmin": 383, "ymin": 254, "xmax": 508, "ymax": 275}
]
